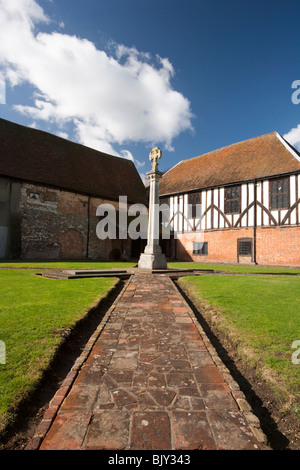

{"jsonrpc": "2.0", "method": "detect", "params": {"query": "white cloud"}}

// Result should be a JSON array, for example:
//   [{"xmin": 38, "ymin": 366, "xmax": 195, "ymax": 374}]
[
  {"xmin": 56, "ymin": 131, "xmax": 69, "ymax": 140},
  {"xmin": 0, "ymin": 0, "xmax": 194, "ymax": 160},
  {"xmin": 0, "ymin": 75, "xmax": 5, "ymax": 104},
  {"xmin": 283, "ymin": 124, "xmax": 300, "ymax": 150}
]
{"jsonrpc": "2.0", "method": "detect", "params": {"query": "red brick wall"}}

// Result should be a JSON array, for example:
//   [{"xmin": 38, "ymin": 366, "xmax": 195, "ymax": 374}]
[
  {"xmin": 174, "ymin": 226, "xmax": 300, "ymax": 266},
  {"xmin": 19, "ymin": 182, "xmax": 134, "ymax": 261},
  {"xmin": 256, "ymin": 226, "xmax": 300, "ymax": 266},
  {"xmin": 176, "ymin": 228, "xmax": 254, "ymax": 263},
  {"xmin": 20, "ymin": 183, "xmax": 89, "ymax": 259}
]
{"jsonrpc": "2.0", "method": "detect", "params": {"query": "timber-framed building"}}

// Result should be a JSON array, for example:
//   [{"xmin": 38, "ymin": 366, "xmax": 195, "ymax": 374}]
[{"xmin": 159, "ymin": 132, "xmax": 300, "ymax": 266}]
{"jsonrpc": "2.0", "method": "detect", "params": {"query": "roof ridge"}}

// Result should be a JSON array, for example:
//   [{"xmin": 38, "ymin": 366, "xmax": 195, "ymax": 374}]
[
  {"xmin": 0, "ymin": 117, "xmax": 146, "ymax": 203},
  {"xmin": 276, "ymin": 132, "xmax": 300, "ymax": 163},
  {"xmin": 160, "ymin": 131, "xmax": 300, "ymax": 196},
  {"xmin": 0, "ymin": 117, "xmax": 134, "ymax": 165},
  {"xmin": 180, "ymin": 131, "xmax": 278, "ymax": 164}
]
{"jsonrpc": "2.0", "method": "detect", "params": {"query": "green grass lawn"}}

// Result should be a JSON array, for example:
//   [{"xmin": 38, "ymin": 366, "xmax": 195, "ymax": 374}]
[
  {"xmin": 0, "ymin": 266, "xmax": 119, "ymax": 433},
  {"xmin": 178, "ymin": 273, "xmax": 300, "ymax": 412},
  {"xmin": 169, "ymin": 261, "xmax": 300, "ymax": 275},
  {"xmin": 1, "ymin": 259, "xmax": 299, "ymax": 434},
  {"xmin": 0, "ymin": 261, "xmax": 136, "ymax": 270}
]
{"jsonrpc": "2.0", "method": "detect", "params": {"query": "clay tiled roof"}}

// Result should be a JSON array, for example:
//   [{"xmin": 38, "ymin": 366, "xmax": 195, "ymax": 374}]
[
  {"xmin": 160, "ymin": 132, "xmax": 300, "ymax": 196},
  {"xmin": 0, "ymin": 118, "xmax": 146, "ymax": 203}
]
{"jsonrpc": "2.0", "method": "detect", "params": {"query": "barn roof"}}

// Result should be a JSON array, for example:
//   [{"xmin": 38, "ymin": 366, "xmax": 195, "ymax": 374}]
[
  {"xmin": 0, "ymin": 118, "xmax": 146, "ymax": 204},
  {"xmin": 160, "ymin": 132, "xmax": 300, "ymax": 196}
]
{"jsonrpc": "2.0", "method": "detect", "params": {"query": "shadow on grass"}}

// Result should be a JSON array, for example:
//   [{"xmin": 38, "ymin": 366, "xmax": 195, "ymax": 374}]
[
  {"xmin": 0, "ymin": 278, "xmax": 126, "ymax": 450},
  {"xmin": 174, "ymin": 278, "xmax": 290, "ymax": 451}
]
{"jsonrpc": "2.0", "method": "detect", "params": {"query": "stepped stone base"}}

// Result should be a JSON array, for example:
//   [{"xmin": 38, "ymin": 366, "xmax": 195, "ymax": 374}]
[{"xmin": 138, "ymin": 252, "xmax": 167, "ymax": 270}]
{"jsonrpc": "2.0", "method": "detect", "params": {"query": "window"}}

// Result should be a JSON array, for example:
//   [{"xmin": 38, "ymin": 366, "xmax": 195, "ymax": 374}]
[
  {"xmin": 225, "ymin": 186, "xmax": 241, "ymax": 214},
  {"xmin": 270, "ymin": 177, "xmax": 289, "ymax": 210},
  {"xmin": 238, "ymin": 240, "xmax": 252, "ymax": 256},
  {"xmin": 160, "ymin": 197, "xmax": 169, "ymax": 207},
  {"xmin": 159, "ymin": 198, "xmax": 170, "ymax": 217},
  {"xmin": 188, "ymin": 192, "xmax": 201, "ymax": 218},
  {"xmin": 159, "ymin": 197, "xmax": 170, "ymax": 228},
  {"xmin": 193, "ymin": 241, "xmax": 208, "ymax": 255}
]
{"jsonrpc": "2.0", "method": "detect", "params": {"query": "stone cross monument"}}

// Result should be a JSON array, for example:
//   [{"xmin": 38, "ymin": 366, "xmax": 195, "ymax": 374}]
[{"xmin": 138, "ymin": 147, "xmax": 167, "ymax": 270}]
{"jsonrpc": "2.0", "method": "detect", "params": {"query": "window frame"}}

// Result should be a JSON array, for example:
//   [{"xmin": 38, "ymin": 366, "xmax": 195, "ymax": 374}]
[
  {"xmin": 269, "ymin": 177, "xmax": 290, "ymax": 211},
  {"xmin": 193, "ymin": 241, "xmax": 208, "ymax": 256},
  {"xmin": 224, "ymin": 185, "xmax": 241, "ymax": 214},
  {"xmin": 237, "ymin": 238, "xmax": 253, "ymax": 262},
  {"xmin": 159, "ymin": 197, "xmax": 170, "ymax": 230},
  {"xmin": 188, "ymin": 192, "xmax": 201, "ymax": 219}
]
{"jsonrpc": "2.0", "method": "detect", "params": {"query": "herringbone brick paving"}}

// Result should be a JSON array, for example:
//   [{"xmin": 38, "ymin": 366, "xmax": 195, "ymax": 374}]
[{"xmin": 34, "ymin": 274, "xmax": 264, "ymax": 450}]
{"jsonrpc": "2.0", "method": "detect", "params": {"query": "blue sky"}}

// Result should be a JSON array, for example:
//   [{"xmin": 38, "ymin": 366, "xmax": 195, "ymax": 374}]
[{"xmin": 1, "ymin": 0, "xmax": 300, "ymax": 177}]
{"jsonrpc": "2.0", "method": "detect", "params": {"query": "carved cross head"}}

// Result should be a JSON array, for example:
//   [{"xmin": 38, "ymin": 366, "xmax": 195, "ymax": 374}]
[{"xmin": 149, "ymin": 146, "xmax": 162, "ymax": 171}]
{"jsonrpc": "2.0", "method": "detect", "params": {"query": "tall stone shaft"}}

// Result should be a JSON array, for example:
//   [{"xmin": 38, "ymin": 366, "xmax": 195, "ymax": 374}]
[{"xmin": 138, "ymin": 147, "xmax": 167, "ymax": 270}]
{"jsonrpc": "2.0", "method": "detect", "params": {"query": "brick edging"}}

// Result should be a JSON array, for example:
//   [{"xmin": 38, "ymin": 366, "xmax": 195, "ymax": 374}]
[
  {"xmin": 25, "ymin": 277, "xmax": 132, "ymax": 450},
  {"xmin": 170, "ymin": 277, "xmax": 271, "ymax": 450}
]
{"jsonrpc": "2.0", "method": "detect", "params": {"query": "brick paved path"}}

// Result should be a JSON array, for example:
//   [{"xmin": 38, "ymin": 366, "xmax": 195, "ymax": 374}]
[{"xmin": 34, "ymin": 274, "xmax": 265, "ymax": 450}]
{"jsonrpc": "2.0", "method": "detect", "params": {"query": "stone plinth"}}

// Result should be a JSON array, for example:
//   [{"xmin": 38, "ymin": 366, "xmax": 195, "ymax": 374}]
[{"xmin": 138, "ymin": 252, "xmax": 167, "ymax": 270}]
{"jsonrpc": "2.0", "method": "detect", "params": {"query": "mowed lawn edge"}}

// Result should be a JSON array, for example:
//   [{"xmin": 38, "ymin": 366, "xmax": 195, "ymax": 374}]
[
  {"xmin": 0, "ymin": 269, "xmax": 119, "ymax": 434},
  {"xmin": 178, "ymin": 274, "xmax": 300, "ymax": 414},
  {"xmin": 168, "ymin": 261, "xmax": 300, "ymax": 275}
]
